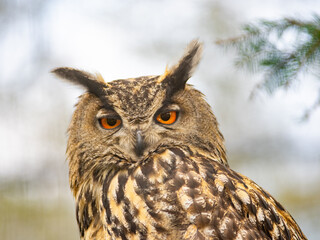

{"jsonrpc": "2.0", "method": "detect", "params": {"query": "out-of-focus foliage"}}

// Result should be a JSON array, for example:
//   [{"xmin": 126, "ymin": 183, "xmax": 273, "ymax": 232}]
[{"xmin": 217, "ymin": 15, "xmax": 320, "ymax": 118}]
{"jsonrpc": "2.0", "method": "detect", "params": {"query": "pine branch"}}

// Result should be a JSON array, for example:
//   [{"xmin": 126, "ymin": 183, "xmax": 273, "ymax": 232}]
[{"xmin": 217, "ymin": 15, "xmax": 320, "ymax": 118}]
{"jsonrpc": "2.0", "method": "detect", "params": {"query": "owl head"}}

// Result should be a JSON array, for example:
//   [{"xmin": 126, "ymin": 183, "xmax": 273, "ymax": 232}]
[{"xmin": 53, "ymin": 40, "xmax": 226, "ymax": 194}]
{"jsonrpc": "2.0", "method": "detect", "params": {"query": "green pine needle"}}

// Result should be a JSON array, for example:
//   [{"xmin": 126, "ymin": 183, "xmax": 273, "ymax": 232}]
[{"xmin": 217, "ymin": 15, "xmax": 320, "ymax": 118}]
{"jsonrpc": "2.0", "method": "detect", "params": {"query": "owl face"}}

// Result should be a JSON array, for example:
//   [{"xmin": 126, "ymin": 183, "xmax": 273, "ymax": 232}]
[
  {"xmin": 97, "ymin": 76, "xmax": 177, "ymax": 160},
  {"xmin": 53, "ymin": 40, "xmax": 226, "ymax": 191},
  {"xmin": 74, "ymin": 75, "xmax": 218, "ymax": 163}
]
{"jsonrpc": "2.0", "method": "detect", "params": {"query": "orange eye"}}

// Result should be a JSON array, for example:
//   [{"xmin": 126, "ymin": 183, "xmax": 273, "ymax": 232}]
[
  {"xmin": 156, "ymin": 111, "xmax": 177, "ymax": 125},
  {"xmin": 99, "ymin": 117, "xmax": 121, "ymax": 129}
]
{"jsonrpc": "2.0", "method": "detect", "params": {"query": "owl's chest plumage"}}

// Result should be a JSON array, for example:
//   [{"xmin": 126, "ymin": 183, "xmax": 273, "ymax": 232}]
[
  {"xmin": 101, "ymin": 147, "xmax": 257, "ymax": 240},
  {"xmin": 76, "ymin": 146, "xmax": 305, "ymax": 240},
  {"xmin": 102, "ymin": 147, "xmax": 197, "ymax": 239}
]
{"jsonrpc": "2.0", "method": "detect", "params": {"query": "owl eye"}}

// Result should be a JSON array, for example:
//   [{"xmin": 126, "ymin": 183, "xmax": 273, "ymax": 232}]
[
  {"xmin": 99, "ymin": 117, "xmax": 121, "ymax": 129},
  {"xmin": 156, "ymin": 111, "xmax": 178, "ymax": 125}
]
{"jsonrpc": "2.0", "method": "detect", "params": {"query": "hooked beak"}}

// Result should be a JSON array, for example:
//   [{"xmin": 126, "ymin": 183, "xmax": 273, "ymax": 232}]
[{"xmin": 134, "ymin": 130, "xmax": 147, "ymax": 157}]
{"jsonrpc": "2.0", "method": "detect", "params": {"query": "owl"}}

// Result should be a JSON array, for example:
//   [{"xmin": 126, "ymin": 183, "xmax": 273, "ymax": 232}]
[{"xmin": 53, "ymin": 40, "xmax": 307, "ymax": 240}]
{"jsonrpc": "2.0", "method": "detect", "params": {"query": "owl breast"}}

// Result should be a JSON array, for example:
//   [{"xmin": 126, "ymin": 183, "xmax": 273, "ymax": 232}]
[{"xmin": 96, "ymin": 146, "xmax": 281, "ymax": 240}]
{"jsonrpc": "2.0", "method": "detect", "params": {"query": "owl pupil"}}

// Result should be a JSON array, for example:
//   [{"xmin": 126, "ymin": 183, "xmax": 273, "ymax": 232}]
[
  {"xmin": 161, "ymin": 112, "xmax": 171, "ymax": 121},
  {"xmin": 107, "ymin": 118, "xmax": 117, "ymax": 126}
]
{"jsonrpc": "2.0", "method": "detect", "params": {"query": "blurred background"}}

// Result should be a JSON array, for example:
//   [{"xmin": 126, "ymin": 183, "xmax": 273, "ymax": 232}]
[{"xmin": 0, "ymin": 0, "xmax": 319, "ymax": 239}]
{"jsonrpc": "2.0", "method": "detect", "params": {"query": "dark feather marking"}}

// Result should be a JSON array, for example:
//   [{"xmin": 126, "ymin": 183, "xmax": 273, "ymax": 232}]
[
  {"xmin": 101, "ymin": 197, "xmax": 111, "ymax": 222},
  {"xmin": 194, "ymin": 213, "xmax": 211, "ymax": 227},
  {"xmin": 119, "ymin": 225, "xmax": 128, "ymax": 240},
  {"xmin": 204, "ymin": 200, "xmax": 214, "ymax": 212},
  {"xmin": 225, "ymin": 179, "xmax": 236, "ymax": 192},
  {"xmin": 137, "ymin": 224, "xmax": 148, "ymax": 240},
  {"xmin": 258, "ymin": 195, "xmax": 270, "ymax": 210},
  {"xmin": 275, "ymin": 200, "xmax": 286, "ymax": 211},
  {"xmin": 154, "ymin": 224, "xmax": 166, "ymax": 233},
  {"xmin": 91, "ymin": 201, "xmax": 98, "ymax": 226},
  {"xmin": 201, "ymin": 159, "xmax": 217, "ymax": 175},
  {"xmin": 251, "ymin": 203, "xmax": 257, "ymax": 215},
  {"xmin": 148, "ymin": 209, "xmax": 161, "ymax": 221},
  {"xmin": 110, "ymin": 219, "xmax": 125, "ymax": 239},
  {"xmin": 229, "ymin": 197, "xmax": 240, "ymax": 215},
  {"xmin": 92, "ymin": 167, "xmax": 101, "ymax": 182},
  {"xmin": 260, "ymin": 187, "xmax": 272, "ymax": 199},
  {"xmin": 92, "ymin": 230, "xmax": 97, "ymax": 238},
  {"xmin": 158, "ymin": 157, "xmax": 177, "ymax": 183},
  {"xmin": 134, "ymin": 175, "xmax": 150, "ymax": 191},
  {"xmin": 190, "ymin": 159, "xmax": 200, "ymax": 173},
  {"xmin": 186, "ymin": 174, "xmax": 200, "ymax": 189},
  {"xmin": 162, "ymin": 208, "xmax": 179, "ymax": 215},
  {"xmin": 221, "ymin": 213, "xmax": 238, "ymax": 238},
  {"xmin": 102, "ymin": 169, "xmax": 118, "ymax": 224},
  {"xmin": 187, "ymin": 188, "xmax": 197, "ymax": 199},
  {"xmin": 155, "ymin": 148, "xmax": 166, "ymax": 155},
  {"xmin": 167, "ymin": 175, "xmax": 185, "ymax": 192},
  {"xmin": 185, "ymin": 145, "xmax": 194, "ymax": 156},
  {"xmin": 79, "ymin": 225, "xmax": 85, "ymax": 238},
  {"xmin": 180, "ymin": 163, "xmax": 189, "ymax": 173},
  {"xmin": 77, "ymin": 152, "xmax": 85, "ymax": 177},
  {"xmin": 126, "ymin": 167, "xmax": 135, "ymax": 177},
  {"xmin": 82, "ymin": 204, "xmax": 92, "ymax": 230},
  {"xmin": 170, "ymin": 147, "xmax": 186, "ymax": 159},
  {"xmin": 140, "ymin": 160, "xmax": 154, "ymax": 177},
  {"xmin": 265, "ymin": 216, "xmax": 273, "ymax": 231},
  {"xmin": 230, "ymin": 170, "xmax": 246, "ymax": 183},
  {"xmin": 123, "ymin": 203, "xmax": 137, "ymax": 233},
  {"xmin": 85, "ymin": 189, "xmax": 92, "ymax": 202},
  {"xmin": 139, "ymin": 232, "xmax": 148, "ymax": 240},
  {"xmin": 144, "ymin": 199, "xmax": 155, "ymax": 211},
  {"xmin": 111, "ymin": 227, "xmax": 120, "ymax": 237},
  {"xmin": 113, "ymin": 216, "xmax": 120, "ymax": 225},
  {"xmin": 284, "ymin": 224, "xmax": 291, "ymax": 239},
  {"xmin": 132, "ymin": 205, "xmax": 139, "ymax": 217},
  {"xmin": 158, "ymin": 158, "xmax": 171, "ymax": 172},
  {"xmin": 270, "ymin": 206, "xmax": 280, "ymax": 224},
  {"xmin": 116, "ymin": 174, "xmax": 128, "ymax": 204}
]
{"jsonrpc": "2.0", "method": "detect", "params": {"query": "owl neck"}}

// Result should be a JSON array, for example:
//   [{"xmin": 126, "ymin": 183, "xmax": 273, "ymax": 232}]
[
  {"xmin": 182, "ymin": 133, "xmax": 228, "ymax": 167},
  {"xmin": 68, "ymin": 141, "xmax": 228, "ymax": 198},
  {"xmin": 169, "ymin": 143, "xmax": 228, "ymax": 167}
]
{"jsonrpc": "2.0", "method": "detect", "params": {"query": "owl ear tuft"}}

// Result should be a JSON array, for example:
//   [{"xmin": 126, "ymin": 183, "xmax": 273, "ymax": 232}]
[
  {"xmin": 160, "ymin": 40, "xmax": 203, "ymax": 97},
  {"xmin": 52, "ymin": 67, "xmax": 108, "ymax": 99}
]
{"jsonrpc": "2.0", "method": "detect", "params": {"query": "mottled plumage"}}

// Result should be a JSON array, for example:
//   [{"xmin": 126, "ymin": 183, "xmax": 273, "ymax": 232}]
[{"xmin": 53, "ymin": 40, "xmax": 306, "ymax": 239}]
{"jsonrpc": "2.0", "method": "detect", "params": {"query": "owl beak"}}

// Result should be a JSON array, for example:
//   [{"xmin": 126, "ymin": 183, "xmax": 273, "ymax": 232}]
[{"xmin": 134, "ymin": 130, "xmax": 147, "ymax": 157}]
